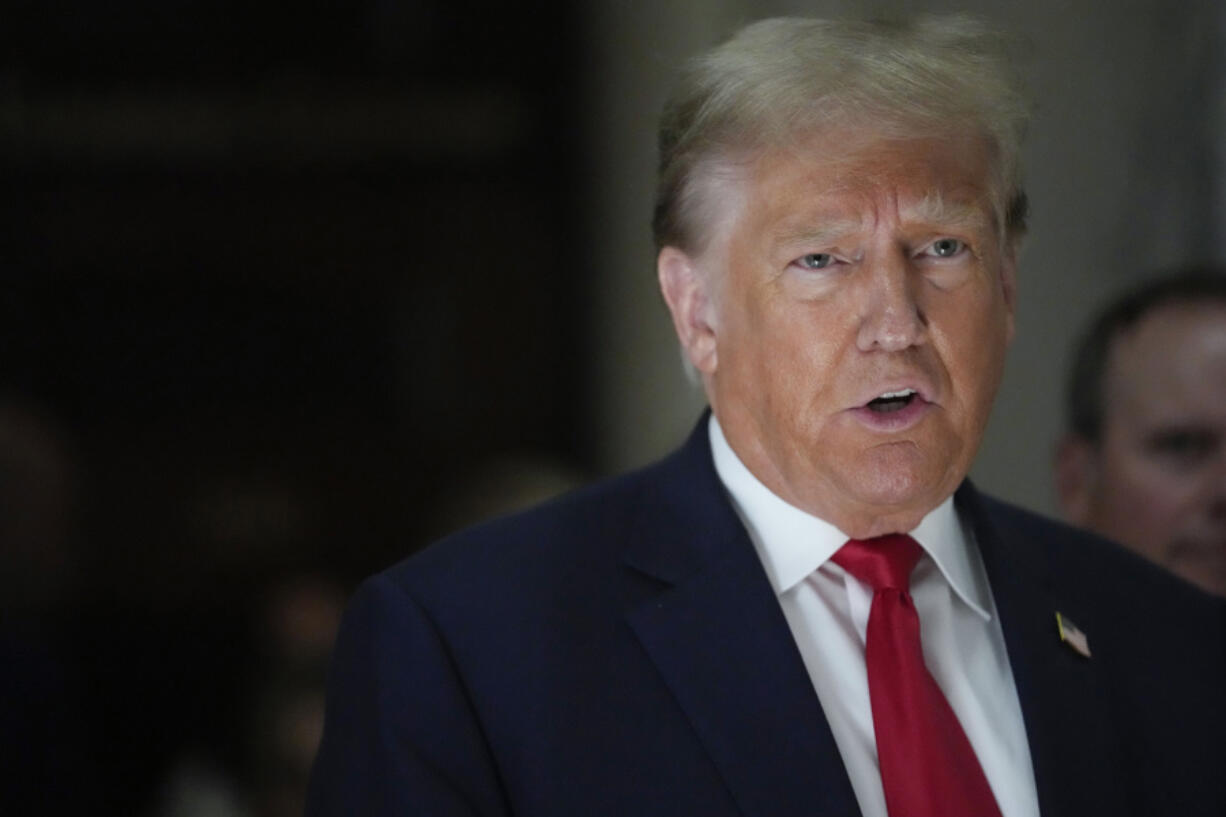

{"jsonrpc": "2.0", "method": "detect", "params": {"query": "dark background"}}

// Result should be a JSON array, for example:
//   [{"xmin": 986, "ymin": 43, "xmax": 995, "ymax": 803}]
[{"xmin": 2, "ymin": 2, "xmax": 590, "ymax": 814}]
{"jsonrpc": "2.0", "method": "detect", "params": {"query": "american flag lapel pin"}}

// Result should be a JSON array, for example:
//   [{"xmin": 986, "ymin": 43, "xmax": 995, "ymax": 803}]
[{"xmin": 1055, "ymin": 612, "xmax": 1091, "ymax": 658}]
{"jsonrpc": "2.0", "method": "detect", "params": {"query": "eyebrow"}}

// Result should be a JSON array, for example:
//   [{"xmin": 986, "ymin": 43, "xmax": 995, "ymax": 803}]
[{"xmin": 904, "ymin": 190, "xmax": 995, "ymax": 232}]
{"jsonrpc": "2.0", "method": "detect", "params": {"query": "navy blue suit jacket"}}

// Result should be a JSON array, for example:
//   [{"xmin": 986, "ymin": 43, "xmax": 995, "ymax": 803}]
[{"xmin": 308, "ymin": 419, "xmax": 1226, "ymax": 816}]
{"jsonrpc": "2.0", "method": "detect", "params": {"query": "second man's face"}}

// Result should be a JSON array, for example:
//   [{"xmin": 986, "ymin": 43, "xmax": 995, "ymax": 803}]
[
  {"xmin": 1077, "ymin": 303, "xmax": 1226, "ymax": 596},
  {"xmin": 661, "ymin": 129, "xmax": 1016, "ymax": 538}
]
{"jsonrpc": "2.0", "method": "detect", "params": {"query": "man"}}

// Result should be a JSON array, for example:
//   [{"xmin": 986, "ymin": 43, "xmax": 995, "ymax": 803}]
[
  {"xmin": 1055, "ymin": 272, "xmax": 1226, "ymax": 597},
  {"xmin": 308, "ymin": 16, "xmax": 1226, "ymax": 817}
]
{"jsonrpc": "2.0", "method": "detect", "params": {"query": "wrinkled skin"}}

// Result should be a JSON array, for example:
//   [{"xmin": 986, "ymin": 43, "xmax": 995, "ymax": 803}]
[{"xmin": 659, "ymin": 130, "xmax": 1016, "ymax": 538}]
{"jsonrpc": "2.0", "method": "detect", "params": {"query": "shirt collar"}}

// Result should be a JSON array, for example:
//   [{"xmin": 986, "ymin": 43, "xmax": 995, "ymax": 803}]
[{"xmin": 708, "ymin": 414, "xmax": 992, "ymax": 621}]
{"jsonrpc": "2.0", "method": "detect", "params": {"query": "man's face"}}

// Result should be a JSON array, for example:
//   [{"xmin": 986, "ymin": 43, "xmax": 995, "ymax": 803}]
[
  {"xmin": 659, "ymin": 131, "xmax": 1016, "ymax": 538},
  {"xmin": 1058, "ymin": 303, "xmax": 1226, "ymax": 596}
]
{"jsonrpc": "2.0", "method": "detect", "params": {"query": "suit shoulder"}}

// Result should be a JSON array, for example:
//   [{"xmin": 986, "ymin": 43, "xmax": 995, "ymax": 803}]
[
  {"xmin": 973, "ymin": 491, "xmax": 1224, "ymax": 614},
  {"xmin": 377, "ymin": 458, "xmax": 668, "ymax": 601}
]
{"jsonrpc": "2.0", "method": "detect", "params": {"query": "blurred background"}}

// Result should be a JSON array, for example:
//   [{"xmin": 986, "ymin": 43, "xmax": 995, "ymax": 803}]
[{"xmin": 2, "ymin": 0, "xmax": 1223, "ymax": 814}]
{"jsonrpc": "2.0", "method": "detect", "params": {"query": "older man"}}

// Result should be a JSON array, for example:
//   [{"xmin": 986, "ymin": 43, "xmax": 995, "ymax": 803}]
[
  {"xmin": 1056, "ymin": 272, "xmax": 1226, "ymax": 597},
  {"xmin": 308, "ymin": 17, "xmax": 1225, "ymax": 817}
]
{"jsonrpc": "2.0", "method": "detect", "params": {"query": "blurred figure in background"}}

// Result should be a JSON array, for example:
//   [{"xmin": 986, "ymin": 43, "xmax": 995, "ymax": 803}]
[
  {"xmin": 1055, "ymin": 271, "xmax": 1226, "ymax": 596},
  {"xmin": 158, "ymin": 572, "xmax": 344, "ymax": 817},
  {"xmin": 156, "ymin": 446, "xmax": 583, "ymax": 817},
  {"xmin": 0, "ymin": 395, "xmax": 78, "ymax": 616},
  {"xmin": 244, "ymin": 573, "xmax": 345, "ymax": 817},
  {"xmin": 0, "ymin": 395, "xmax": 89, "ymax": 814}
]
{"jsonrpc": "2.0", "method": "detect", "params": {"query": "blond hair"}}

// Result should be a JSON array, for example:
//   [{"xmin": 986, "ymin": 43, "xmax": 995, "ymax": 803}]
[{"xmin": 653, "ymin": 15, "xmax": 1031, "ymax": 253}]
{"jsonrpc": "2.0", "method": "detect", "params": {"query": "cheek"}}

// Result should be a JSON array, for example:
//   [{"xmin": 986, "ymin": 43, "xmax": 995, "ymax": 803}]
[
  {"xmin": 727, "ymin": 311, "xmax": 846, "ymax": 447},
  {"xmin": 935, "ymin": 301, "xmax": 1010, "ymax": 403},
  {"xmin": 741, "ymin": 294, "xmax": 837, "ymax": 368},
  {"xmin": 753, "ymin": 326, "xmax": 833, "ymax": 421},
  {"xmin": 1098, "ymin": 450, "xmax": 1196, "ymax": 526},
  {"xmin": 1135, "ymin": 462, "xmax": 1205, "ymax": 511}
]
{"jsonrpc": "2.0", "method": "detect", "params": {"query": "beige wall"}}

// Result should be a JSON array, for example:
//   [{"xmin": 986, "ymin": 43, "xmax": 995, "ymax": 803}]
[{"xmin": 585, "ymin": 0, "xmax": 1224, "ymax": 517}]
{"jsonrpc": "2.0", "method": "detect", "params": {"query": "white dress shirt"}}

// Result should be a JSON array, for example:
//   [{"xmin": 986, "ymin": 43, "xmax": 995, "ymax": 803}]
[{"xmin": 708, "ymin": 416, "xmax": 1040, "ymax": 817}]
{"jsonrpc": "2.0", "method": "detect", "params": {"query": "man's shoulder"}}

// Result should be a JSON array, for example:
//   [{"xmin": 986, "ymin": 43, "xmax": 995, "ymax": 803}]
[
  {"xmin": 408, "ymin": 463, "xmax": 657, "ymax": 574},
  {"xmin": 375, "ymin": 425, "xmax": 719, "ymax": 608}
]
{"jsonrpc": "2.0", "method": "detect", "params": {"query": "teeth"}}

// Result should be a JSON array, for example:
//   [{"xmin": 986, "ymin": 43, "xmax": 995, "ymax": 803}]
[{"xmin": 877, "ymin": 389, "xmax": 916, "ymax": 400}]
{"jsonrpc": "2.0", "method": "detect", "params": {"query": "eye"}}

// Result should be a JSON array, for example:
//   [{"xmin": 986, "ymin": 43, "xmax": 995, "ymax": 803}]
[
  {"xmin": 924, "ymin": 238, "xmax": 965, "ymax": 258},
  {"xmin": 795, "ymin": 253, "xmax": 835, "ymax": 270},
  {"xmin": 1147, "ymin": 428, "xmax": 1218, "ymax": 469}
]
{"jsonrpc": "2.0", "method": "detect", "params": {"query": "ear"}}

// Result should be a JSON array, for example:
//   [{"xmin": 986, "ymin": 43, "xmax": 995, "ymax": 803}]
[
  {"xmin": 657, "ymin": 246, "xmax": 719, "ymax": 374},
  {"xmin": 1053, "ymin": 433, "xmax": 1096, "ymax": 524}
]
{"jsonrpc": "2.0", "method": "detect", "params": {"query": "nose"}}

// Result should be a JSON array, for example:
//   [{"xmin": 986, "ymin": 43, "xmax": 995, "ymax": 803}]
[{"xmin": 855, "ymin": 252, "xmax": 928, "ymax": 353}]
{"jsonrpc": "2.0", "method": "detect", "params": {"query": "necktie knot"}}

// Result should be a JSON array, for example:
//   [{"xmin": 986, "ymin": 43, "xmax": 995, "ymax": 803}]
[{"xmin": 831, "ymin": 533, "xmax": 922, "ymax": 591}]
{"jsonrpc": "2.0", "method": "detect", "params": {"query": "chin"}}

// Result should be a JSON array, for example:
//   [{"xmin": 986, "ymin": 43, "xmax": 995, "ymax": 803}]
[{"xmin": 842, "ymin": 447, "xmax": 956, "ymax": 518}]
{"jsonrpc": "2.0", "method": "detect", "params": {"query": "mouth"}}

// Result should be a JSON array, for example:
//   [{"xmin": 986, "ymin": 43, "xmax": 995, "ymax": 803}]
[
  {"xmin": 849, "ymin": 386, "xmax": 930, "ymax": 432},
  {"xmin": 866, "ymin": 389, "xmax": 919, "ymax": 413}
]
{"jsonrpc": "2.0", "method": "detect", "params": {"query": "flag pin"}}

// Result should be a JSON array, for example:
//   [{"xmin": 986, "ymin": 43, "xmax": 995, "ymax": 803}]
[{"xmin": 1055, "ymin": 612, "xmax": 1091, "ymax": 658}]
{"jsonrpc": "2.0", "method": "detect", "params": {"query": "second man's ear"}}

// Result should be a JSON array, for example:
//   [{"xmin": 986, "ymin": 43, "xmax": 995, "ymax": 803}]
[
  {"xmin": 1053, "ymin": 434, "xmax": 1096, "ymax": 524},
  {"xmin": 657, "ymin": 246, "xmax": 719, "ymax": 374}
]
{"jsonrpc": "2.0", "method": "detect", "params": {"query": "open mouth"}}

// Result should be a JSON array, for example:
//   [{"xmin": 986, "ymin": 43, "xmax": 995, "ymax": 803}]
[{"xmin": 867, "ymin": 389, "xmax": 918, "ymax": 413}]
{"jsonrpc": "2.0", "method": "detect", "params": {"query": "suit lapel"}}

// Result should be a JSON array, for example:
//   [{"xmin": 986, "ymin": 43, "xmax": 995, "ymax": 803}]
[
  {"xmin": 958, "ymin": 484, "xmax": 1131, "ymax": 816},
  {"xmin": 623, "ymin": 419, "xmax": 861, "ymax": 817}
]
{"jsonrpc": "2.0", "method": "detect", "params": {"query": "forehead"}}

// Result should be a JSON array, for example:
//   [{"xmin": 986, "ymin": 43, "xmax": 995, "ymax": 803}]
[
  {"xmin": 1107, "ymin": 302, "xmax": 1226, "ymax": 419},
  {"xmin": 733, "ymin": 131, "xmax": 999, "ymax": 234}
]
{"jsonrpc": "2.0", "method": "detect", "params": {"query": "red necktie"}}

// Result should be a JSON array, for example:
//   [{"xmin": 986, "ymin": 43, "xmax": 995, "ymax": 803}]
[{"xmin": 832, "ymin": 534, "xmax": 1003, "ymax": 817}]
